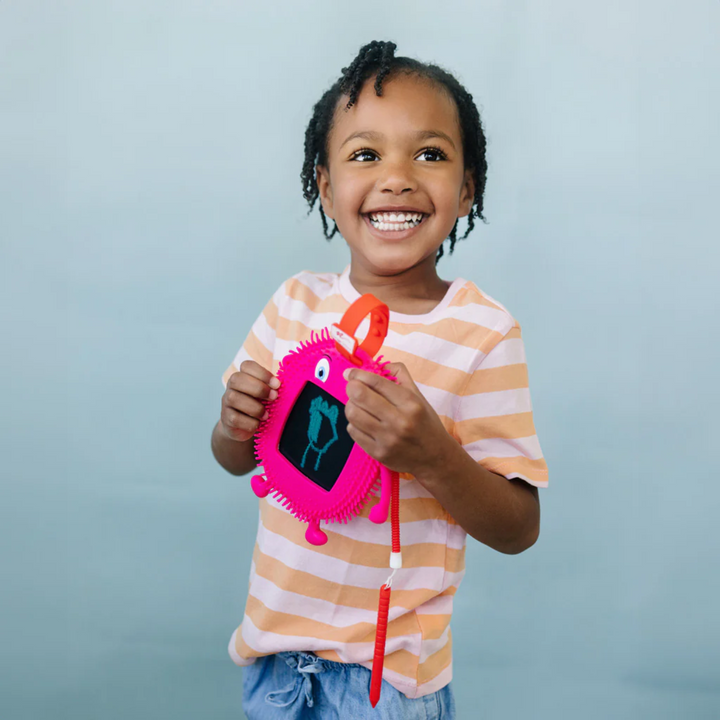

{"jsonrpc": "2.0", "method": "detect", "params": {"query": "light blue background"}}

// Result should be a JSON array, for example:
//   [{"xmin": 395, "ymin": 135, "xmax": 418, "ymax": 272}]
[{"xmin": 2, "ymin": 1, "xmax": 718, "ymax": 718}]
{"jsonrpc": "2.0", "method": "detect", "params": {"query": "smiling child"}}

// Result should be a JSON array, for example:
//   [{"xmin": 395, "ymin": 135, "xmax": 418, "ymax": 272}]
[{"xmin": 212, "ymin": 40, "xmax": 549, "ymax": 720}]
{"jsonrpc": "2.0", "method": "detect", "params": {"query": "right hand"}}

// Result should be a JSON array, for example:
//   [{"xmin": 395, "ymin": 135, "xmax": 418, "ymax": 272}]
[{"xmin": 220, "ymin": 360, "xmax": 281, "ymax": 443}]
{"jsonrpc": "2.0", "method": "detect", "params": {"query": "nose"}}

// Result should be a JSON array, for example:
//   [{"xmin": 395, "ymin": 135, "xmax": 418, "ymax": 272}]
[{"xmin": 378, "ymin": 158, "xmax": 417, "ymax": 195}]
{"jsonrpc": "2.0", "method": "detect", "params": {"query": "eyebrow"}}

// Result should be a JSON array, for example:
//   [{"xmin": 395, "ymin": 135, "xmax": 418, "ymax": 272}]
[{"xmin": 339, "ymin": 129, "xmax": 457, "ymax": 152}]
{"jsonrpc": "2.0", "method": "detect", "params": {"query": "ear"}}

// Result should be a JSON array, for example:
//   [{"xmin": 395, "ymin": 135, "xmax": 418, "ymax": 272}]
[
  {"xmin": 458, "ymin": 168, "xmax": 475, "ymax": 218},
  {"xmin": 315, "ymin": 165, "xmax": 335, "ymax": 220}
]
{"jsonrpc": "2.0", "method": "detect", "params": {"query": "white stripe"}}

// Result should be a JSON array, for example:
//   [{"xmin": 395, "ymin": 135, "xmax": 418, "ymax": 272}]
[
  {"xmin": 479, "ymin": 336, "xmax": 527, "ymax": 368},
  {"xmin": 381, "ymin": 330, "xmax": 478, "ymax": 371},
  {"xmin": 463, "ymin": 434, "xmax": 544, "ymax": 462},
  {"xmin": 415, "ymin": 382, "xmax": 458, "ymax": 418},
  {"xmin": 419, "ymin": 625, "xmax": 451, "ymax": 664},
  {"xmin": 256, "ymin": 523, "xmax": 461, "ymax": 592},
  {"xmin": 281, "ymin": 296, "xmax": 342, "ymax": 329},
  {"xmin": 227, "ymin": 628, "xmax": 255, "ymax": 666},
  {"xmin": 414, "ymin": 593, "xmax": 455, "ymax": 616},
  {"xmin": 292, "ymin": 271, "xmax": 336, "ymax": 298},
  {"xmin": 456, "ymin": 386, "xmax": 534, "ymax": 421}
]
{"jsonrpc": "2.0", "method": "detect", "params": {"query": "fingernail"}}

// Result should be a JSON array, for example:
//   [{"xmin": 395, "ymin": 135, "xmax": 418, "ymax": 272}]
[
  {"xmin": 343, "ymin": 369, "xmax": 351, "ymax": 381},
  {"xmin": 269, "ymin": 377, "xmax": 281, "ymax": 389},
  {"xmin": 262, "ymin": 411, "xmax": 269, "ymax": 421},
  {"xmin": 269, "ymin": 389, "xmax": 278, "ymax": 401}
]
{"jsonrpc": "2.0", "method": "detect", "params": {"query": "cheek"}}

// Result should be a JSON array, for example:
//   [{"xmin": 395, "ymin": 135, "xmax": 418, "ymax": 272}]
[
  {"xmin": 431, "ymin": 178, "xmax": 463, "ymax": 211},
  {"xmin": 333, "ymin": 173, "xmax": 371, "ymax": 215}
]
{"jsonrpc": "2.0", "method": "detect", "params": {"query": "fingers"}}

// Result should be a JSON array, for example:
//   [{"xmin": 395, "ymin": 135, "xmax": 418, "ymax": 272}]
[
  {"xmin": 238, "ymin": 360, "xmax": 280, "ymax": 394},
  {"xmin": 220, "ymin": 360, "xmax": 280, "ymax": 442},
  {"xmin": 225, "ymin": 388, "xmax": 267, "ymax": 421},
  {"xmin": 343, "ymin": 366, "xmax": 411, "ymax": 410},
  {"xmin": 220, "ymin": 406, "xmax": 260, "ymax": 443},
  {"xmin": 344, "ymin": 399, "xmax": 382, "ymax": 440}
]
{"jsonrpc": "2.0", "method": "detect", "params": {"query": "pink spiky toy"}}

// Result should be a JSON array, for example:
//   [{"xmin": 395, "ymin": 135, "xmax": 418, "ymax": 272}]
[{"xmin": 250, "ymin": 293, "xmax": 402, "ymax": 707}]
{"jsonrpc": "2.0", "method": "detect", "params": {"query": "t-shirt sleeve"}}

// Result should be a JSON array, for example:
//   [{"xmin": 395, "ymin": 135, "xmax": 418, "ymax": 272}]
[
  {"xmin": 453, "ymin": 319, "xmax": 549, "ymax": 488},
  {"xmin": 221, "ymin": 280, "xmax": 286, "ymax": 389}
]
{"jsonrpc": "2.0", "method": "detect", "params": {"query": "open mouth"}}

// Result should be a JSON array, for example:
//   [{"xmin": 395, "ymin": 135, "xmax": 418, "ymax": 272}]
[{"xmin": 363, "ymin": 211, "xmax": 429, "ymax": 232}]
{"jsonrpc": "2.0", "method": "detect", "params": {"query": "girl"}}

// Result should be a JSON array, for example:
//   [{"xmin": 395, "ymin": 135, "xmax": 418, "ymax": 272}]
[{"xmin": 212, "ymin": 40, "xmax": 549, "ymax": 719}]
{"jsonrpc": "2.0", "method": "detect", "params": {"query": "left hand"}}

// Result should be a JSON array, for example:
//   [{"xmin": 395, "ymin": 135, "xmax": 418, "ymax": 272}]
[{"xmin": 343, "ymin": 362, "xmax": 454, "ymax": 477}]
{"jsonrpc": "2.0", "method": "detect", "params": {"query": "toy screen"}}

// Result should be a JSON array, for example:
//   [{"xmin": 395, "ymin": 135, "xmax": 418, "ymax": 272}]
[{"xmin": 278, "ymin": 382, "xmax": 354, "ymax": 492}]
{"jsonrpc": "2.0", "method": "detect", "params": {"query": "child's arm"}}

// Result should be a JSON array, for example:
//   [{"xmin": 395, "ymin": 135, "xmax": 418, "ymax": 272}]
[
  {"xmin": 343, "ymin": 363, "xmax": 540, "ymax": 554},
  {"xmin": 412, "ymin": 438, "xmax": 540, "ymax": 555}
]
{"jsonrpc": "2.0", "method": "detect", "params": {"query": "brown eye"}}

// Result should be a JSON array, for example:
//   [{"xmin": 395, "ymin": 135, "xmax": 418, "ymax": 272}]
[
  {"xmin": 417, "ymin": 147, "xmax": 447, "ymax": 162},
  {"xmin": 351, "ymin": 149, "xmax": 378, "ymax": 162}
]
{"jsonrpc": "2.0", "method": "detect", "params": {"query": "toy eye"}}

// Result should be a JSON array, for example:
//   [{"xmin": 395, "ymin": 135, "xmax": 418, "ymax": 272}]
[{"xmin": 314, "ymin": 357, "xmax": 330, "ymax": 382}]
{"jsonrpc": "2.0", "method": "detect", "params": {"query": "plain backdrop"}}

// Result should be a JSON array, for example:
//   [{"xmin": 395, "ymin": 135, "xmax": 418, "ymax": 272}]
[{"xmin": 2, "ymin": 1, "xmax": 719, "ymax": 718}]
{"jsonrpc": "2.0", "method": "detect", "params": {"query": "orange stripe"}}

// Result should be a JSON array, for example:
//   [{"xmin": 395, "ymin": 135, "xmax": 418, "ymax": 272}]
[
  {"xmin": 381, "ymin": 648, "xmax": 420, "ymax": 679},
  {"xmin": 261, "ymin": 502, "xmax": 466, "ymax": 573},
  {"xmin": 462, "ymin": 360, "xmax": 529, "ymax": 396},
  {"xmin": 251, "ymin": 547, "xmax": 457, "ymax": 612},
  {"xmin": 236, "ymin": 623, "xmax": 451, "ymax": 688},
  {"xmin": 245, "ymin": 594, "xmax": 424, "ymax": 643},
  {"xmin": 357, "ymin": 495, "xmax": 451, "ymax": 523},
  {"xmin": 285, "ymin": 277, "xmax": 327, "ymax": 311},
  {"xmin": 415, "ymin": 614, "xmax": 451, "ymax": 641},
  {"xmin": 314, "ymin": 648, "xmax": 346, "ymax": 663},
  {"xmin": 453, "ymin": 411, "xmax": 539, "ymax": 442}
]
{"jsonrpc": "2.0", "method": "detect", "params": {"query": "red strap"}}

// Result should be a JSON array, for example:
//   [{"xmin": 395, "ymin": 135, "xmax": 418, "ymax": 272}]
[
  {"xmin": 369, "ymin": 470, "xmax": 401, "ymax": 708},
  {"xmin": 334, "ymin": 294, "xmax": 389, "ymax": 365}
]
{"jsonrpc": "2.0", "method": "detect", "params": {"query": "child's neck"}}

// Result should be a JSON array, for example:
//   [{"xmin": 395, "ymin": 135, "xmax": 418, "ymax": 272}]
[{"xmin": 348, "ymin": 257, "xmax": 450, "ymax": 317}]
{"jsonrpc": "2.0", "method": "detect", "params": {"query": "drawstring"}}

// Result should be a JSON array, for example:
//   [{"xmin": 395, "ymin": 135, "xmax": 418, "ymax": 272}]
[{"xmin": 264, "ymin": 653, "xmax": 325, "ymax": 708}]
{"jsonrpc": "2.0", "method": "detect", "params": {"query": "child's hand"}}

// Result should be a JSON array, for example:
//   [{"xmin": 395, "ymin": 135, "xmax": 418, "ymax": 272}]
[
  {"xmin": 343, "ymin": 362, "xmax": 455, "ymax": 478},
  {"xmin": 220, "ymin": 360, "xmax": 280, "ymax": 443}
]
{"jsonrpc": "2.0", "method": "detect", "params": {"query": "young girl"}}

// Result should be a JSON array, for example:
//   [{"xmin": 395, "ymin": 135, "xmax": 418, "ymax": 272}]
[{"xmin": 212, "ymin": 40, "xmax": 548, "ymax": 719}]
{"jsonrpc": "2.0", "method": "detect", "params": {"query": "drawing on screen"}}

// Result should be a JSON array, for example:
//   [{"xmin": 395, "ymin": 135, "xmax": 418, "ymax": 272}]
[{"xmin": 301, "ymin": 395, "xmax": 339, "ymax": 472}]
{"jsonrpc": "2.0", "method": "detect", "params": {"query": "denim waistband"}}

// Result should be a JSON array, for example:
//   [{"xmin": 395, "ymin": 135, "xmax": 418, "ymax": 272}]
[{"xmin": 265, "ymin": 651, "xmax": 362, "ymax": 708}]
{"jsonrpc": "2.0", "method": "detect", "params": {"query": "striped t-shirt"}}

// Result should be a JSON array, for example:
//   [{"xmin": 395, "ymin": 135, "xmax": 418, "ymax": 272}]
[{"xmin": 221, "ymin": 264, "xmax": 548, "ymax": 699}]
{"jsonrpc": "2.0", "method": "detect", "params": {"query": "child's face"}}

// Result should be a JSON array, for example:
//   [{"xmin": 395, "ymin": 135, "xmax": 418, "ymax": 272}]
[{"xmin": 316, "ymin": 73, "xmax": 475, "ymax": 277}]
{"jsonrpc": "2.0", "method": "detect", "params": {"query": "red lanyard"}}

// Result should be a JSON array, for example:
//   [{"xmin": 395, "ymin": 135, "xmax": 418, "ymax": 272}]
[{"xmin": 369, "ymin": 469, "xmax": 401, "ymax": 707}]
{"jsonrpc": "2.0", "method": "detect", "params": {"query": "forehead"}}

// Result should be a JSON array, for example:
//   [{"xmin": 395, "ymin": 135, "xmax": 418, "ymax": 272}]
[{"xmin": 328, "ymin": 73, "xmax": 461, "ymax": 151}]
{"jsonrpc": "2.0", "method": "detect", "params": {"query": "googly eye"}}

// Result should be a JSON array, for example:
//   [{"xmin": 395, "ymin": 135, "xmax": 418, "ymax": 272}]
[{"xmin": 314, "ymin": 357, "xmax": 330, "ymax": 383}]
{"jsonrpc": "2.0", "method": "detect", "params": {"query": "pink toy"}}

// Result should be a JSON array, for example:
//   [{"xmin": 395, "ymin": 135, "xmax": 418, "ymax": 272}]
[
  {"xmin": 250, "ymin": 293, "xmax": 403, "ymax": 707},
  {"xmin": 250, "ymin": 294, "xmax": 397, "ymax": 546}
]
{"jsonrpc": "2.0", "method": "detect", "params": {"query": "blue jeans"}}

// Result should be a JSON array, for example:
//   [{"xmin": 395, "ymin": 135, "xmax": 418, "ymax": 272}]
[{"xmin": 242, "ymin": 651, "xmax": 456, "ymax": 719}]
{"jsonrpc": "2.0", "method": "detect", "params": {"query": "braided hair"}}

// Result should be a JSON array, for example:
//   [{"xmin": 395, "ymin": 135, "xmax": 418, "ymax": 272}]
[{"xmin": 301, "ymin": 40, "xmax": 488, "ymax": 264}]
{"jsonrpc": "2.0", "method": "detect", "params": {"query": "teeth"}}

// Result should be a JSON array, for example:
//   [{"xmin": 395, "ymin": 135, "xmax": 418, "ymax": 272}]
[{"xmin": 368, "ymin": 211, "xmax": 425, "ymax": 230}]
